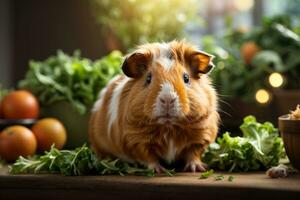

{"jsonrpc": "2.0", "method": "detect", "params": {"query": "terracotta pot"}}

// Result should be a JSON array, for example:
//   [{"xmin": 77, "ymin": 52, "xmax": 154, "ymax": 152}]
[{"xmin": 278, "ymin": 115, "xmax": 300, "ymax": 170}]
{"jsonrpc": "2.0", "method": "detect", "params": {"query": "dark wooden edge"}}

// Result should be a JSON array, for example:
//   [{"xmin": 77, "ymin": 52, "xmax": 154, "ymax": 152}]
[{"xmin": 0, "ymin": 174, "xmax": 299, "ymax": 200}]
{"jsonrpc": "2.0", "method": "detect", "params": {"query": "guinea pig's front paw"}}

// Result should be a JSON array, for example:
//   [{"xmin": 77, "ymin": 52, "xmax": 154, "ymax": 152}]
[
  {"xmin": 184, "ymin": 160, "xmax": 208, "ymax": 172},
  {"xmin": 148, "ymin": 163, "xmax": 166, "ymax": 174}
]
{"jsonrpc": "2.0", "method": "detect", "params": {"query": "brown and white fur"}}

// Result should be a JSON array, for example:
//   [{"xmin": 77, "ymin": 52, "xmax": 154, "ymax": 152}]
[{"xmin": 89, "ymin": 41, "xmax": 219, "ymax": 173}]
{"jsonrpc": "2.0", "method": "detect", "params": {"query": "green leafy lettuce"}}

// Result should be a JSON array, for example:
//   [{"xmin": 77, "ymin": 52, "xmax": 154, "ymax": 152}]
[
  {"xmin": 18, "ymin": 50, "xmax": 122, "ymax": 114},
  {"xmin": 203, "ymin": 116, "xmax": 285, "ymax": 172}
]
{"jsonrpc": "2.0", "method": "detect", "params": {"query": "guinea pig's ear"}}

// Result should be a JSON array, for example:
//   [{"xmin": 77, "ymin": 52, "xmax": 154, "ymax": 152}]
[
  {"xmin": 185, "ymin": 50, "xmax": 215, "ymax": 78},
  {"xmin": 121, "ymin": 52, "xmax": 152, "ymax": 78}
]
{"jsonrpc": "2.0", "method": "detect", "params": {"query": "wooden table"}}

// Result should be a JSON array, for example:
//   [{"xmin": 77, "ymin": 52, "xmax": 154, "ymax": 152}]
[{"xmin": 0, "ymin": 167, "xmax": 299, "ymax": 200}]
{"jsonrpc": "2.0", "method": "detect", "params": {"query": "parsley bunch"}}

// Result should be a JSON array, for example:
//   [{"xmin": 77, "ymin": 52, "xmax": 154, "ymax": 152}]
[{"xmin": 10, "ymin": 145, "xmax": 158, "ymax": 176}]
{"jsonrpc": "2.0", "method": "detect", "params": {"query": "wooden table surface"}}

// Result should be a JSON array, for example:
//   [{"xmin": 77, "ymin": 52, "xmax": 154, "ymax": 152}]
[{"xmin": 0, "ymin": 166, "xmax": 299, "ymax": 200}]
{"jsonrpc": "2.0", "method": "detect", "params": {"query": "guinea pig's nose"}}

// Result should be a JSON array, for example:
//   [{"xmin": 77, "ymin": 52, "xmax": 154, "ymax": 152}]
[{"xmin": 159, "ymin": 96, "xmax": 176, "ymax": 107}]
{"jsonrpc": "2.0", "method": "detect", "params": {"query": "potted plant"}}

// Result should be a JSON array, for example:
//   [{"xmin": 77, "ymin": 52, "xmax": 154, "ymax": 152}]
[{"xmin": 18, "ymin": 50, "xmax": 123, "ymax": 148}]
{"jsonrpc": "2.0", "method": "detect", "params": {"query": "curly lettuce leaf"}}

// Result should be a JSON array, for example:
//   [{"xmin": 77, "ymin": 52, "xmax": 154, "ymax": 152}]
[{"xmin": 203, "ymin": 115, "xmax": 285, "ymax": 172}]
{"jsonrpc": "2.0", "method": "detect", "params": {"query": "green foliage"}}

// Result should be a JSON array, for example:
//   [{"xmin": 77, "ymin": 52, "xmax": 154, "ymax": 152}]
[
  {"xmin": 228, "ymin": 175, "xmax": 234, "ymax": 182},
  {"xmin": 90, "ymin": 0, "xmax": 199, "ymax": 50},
  {"xmin": 207, "ymin": 15, "xmax": 300, "ymax": 102},
  {"xmin": 214, "ymin": 175, "xmax": 224, "ymax": 181},
  {"xmin": 253, "ymin": 16, "xmax": 300, "ymax": 89},
  {"xmin": 199, "ymin": 169, "xmax": 214, "ymax": 179},
  {"xmin": 9, "ymin": 145, "xmax": 165, "ymax": 176},
  {"xmin": 18, "ymin": 50, "xmax": 122, "ymax": 114},
  {"xmin": 203, "ymin": 116, "xmax": 286, "ymax": 172},
  {"xmin": 199, "ymin": 170, "xmax": 234, "ymax": 182}
]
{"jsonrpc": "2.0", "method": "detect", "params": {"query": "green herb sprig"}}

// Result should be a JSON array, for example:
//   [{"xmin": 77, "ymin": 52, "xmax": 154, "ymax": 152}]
[
  {"xmin": 199, "ymin": 169, "xmax": 214, "ymax": 179},
  {"xmin": 9, "ymin": 145, "xmax": 165, "ymax": 176},
  {"xmin": 228, "ymin": 175, "xmax": 234, "ymax": 182},
  {"xmin": 214, "ymin": 175, "xmax": 224, "ymax": 181}
]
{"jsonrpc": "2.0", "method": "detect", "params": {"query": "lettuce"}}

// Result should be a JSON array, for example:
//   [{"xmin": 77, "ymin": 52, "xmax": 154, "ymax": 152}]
[
  {"xmin": 203, "ymin": 116, "xmax": 286, "ymax": 172},
  {"xmin": 18, "ymin": 50, "xmax": 122, "ymax": 114}
]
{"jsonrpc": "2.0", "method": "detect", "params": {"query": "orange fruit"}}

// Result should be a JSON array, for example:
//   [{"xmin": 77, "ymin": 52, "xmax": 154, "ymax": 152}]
[
  {"xmin": 0, "ymin": 125, "xmax": 37, "ymax": 161},
  {"xmin": 240, "ymin": 41, "xmax": 261, "ymax": 65},
  {"xmin": 1, "ymin": 90, "xmax": 39, "ymax": 119},
  {"xmin": 31, "ymin": 118, "xmax": 67, "ymax": 151}
]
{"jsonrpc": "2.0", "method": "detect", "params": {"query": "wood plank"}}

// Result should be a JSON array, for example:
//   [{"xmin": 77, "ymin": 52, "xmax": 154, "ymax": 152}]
[{"xmin": 0, "ymin": 167, "xmax": 299, "ymax": 200}]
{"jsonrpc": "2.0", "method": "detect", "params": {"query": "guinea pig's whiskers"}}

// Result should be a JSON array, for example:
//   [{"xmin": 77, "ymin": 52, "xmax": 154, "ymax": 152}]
[
  {"xmin": 218, "ymin": 98, "xmax": 231, "ymax": 106},
  {"xmin": 218, "ymin": 109, "xmax": 232, "ymax": 117},
  {"xmin": 217, "ymin": 93, "xmax": 231, "ymax": 97},
  {"xmin": 217, "ymin": 98, "xmax": 232, "ymax": 117}
]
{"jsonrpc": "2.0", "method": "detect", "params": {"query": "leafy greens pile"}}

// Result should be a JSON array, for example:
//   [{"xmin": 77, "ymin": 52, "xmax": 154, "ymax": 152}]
[
  {"xmin": 10, "ymin": 116, "xmax": 285, "ymax": 175},
  {"xmin": 10, "ymin": 145, "xmax": 158, "ymax": 176},
  {"xmin": 203, "ymin": 116, "xmax": 285, "ymax": 172},
  {"xmin": 18, "ymin": 50, "xmax": 122, "ymax": 114}
]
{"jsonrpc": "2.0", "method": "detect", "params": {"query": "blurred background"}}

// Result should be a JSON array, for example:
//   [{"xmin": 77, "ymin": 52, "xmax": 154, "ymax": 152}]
[{"xmin": 0, "ymin": 0, "xmax": 299, "ymax": 136}]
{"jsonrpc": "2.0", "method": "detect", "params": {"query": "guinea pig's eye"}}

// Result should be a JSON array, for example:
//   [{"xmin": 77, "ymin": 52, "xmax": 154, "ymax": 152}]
[
  {"xmin": 183, "ymin": 73, "xmax": 190, "ymax": 84},
  {"xmin": 145, "ymin": 73, "xmax": 152, "ymax": 85}
]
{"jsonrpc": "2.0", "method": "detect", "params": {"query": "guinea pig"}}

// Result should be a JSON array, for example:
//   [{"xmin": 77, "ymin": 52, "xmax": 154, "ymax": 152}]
[{"xmin": 89, "ymin": 40, "xmax": 219, "ymax": 173}]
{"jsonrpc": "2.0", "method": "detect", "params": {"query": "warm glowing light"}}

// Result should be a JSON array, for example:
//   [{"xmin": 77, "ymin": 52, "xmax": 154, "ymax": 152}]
[
  {"xmin": 255, "ymin": 89, "xmax": 270, "ymax": 104},
  {"xmin": 269, "ymin": 72, "xmax": 284, "ymax": 88},
  {"xmin": 234, "ymin": 0, "xmax": 254, "ymax": 11}
]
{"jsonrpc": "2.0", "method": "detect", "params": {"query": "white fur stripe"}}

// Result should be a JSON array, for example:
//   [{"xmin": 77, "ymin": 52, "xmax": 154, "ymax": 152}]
[
  {"xmin": 107, "ymin": 74, "xmax": 122, "ymax": 85},
  {"xmin": 160, "ymin": 82, "xmax": 175, "ymax": 95},
  {"xmin": 154, "ymin": 43, "xmax": 174, "ymax": 71},
  {"xmin": 107, "ymin": 76, "xmax": 129, "ymax": 136},
  {"xmin": 92, "ymin": 87, "xmax": 108, "ymax": 112},
  {"xmin": 92, "ymin": 75, "xmax": 121, "ymax": 113}
]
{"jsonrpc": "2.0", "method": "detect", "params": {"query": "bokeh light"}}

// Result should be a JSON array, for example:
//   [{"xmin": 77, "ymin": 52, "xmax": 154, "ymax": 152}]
[
  {"xmin": 269, "ymin": 72, "xmax": 284, "ymax": 88},
  {"xmin": 255, "ymin": 89, "xmax": 271, "ymax": 104}
]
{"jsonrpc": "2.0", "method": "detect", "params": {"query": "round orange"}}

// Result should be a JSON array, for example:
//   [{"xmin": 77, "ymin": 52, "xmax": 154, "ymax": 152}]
[
  {"xmin": 31, "ymin": 118, "xmax": 67, "ymax": 151},
  {"xmin": 240, "ymin": 41, "xmax": 261, "ymax": 65},
  {"xmin": 0, "ymin": 125, "xmax": 37, "ymax": 161},
  {"xmin": 1, "ymin": 90, "xmax": 40, "ymax": 119}
]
